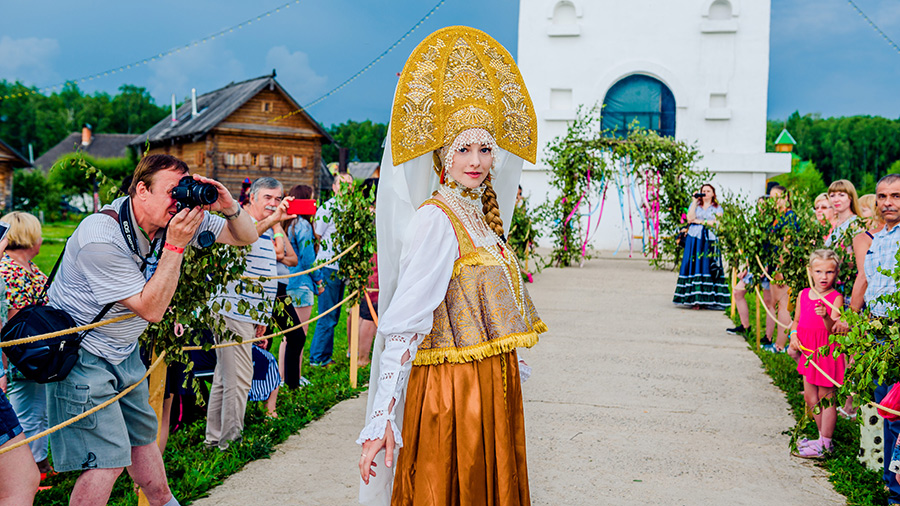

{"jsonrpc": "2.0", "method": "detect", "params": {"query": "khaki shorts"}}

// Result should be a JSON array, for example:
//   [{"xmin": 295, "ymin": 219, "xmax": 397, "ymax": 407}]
[{"xmin": 47, "ymin": 347, "xmax": 157, "ymax": 472}]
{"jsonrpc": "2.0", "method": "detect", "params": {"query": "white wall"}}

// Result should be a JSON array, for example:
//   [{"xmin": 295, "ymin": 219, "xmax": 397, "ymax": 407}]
[{"xmin": 517, "ymin": 0, "xmax": 790, "ymax": 250}]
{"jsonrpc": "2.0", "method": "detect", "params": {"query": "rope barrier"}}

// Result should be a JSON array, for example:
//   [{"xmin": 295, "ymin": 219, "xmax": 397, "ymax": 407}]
[
  {"xmin": 240, "ymin": 242, "xmax": 359, "ymax": 280},
  {"xmin": 0, "ymin": 314, "xmax": 138, "ymax": 349},
  {"xmin": 0, "ymin": 242, "xmax": 362, "ymax": 350},
  {"xmin": 0, "ymin": 351, "xmax": 167, "ymax": 456},
  {"xmin": 753, "ymin": 285, "xmax": 792, "ymax": 329},
  {"xmin": 793, "ymin": 343, "xmax": 900, "ymax": 418},
  {"xmin": 181, "ymin": 290, "xmax": 359, "ymax": 351},
  {"xmin": 754, "ymin": 255, "xmax": 778, "ymax": 285}
]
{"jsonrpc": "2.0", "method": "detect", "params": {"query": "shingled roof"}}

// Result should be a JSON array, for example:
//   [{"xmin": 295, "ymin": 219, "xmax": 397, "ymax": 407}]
[
  {"xmin": 130, "ymin": 72, "xmax": 331, "ymax": 148},
  {"xmin": 0, "ymin": 138, "xmax": 31, "ymax": 168},
  {"xmin": 34, "ymin": 133, "xmax": 134, "ymax": 171}
]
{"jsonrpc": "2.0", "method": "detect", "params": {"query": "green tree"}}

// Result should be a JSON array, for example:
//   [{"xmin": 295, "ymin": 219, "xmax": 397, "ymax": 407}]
[
  {"xmin": 321, "ymin": 120, "xmax": 387, "ymax": 164},
  {"xmin": 766, "ymin": 112, "xmax": 900, "ymax": 188},
  {"xmin": 0, "ymin": 80, "xmax": 166, "ymax": 159}
]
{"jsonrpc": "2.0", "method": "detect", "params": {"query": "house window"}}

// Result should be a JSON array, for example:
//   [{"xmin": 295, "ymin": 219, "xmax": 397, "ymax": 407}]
[
  {"xmin": 261, "ymin": 101, "xmax": 273, "ymax": 113},
  {"xmin": 251, "ymin": 154, "xmax": 259, "ymax": 166},
  {"xmin": 292, "ymin": 155, "xmax": 306, "ymax": 169},
  {"xmin": 258, "ymin": 154, "xmax": 271, "ymax": 167},
  {"xmin": 194, "ymin": 151, "xmax": 205, "ymax": 166},
  {"xmin": 601, "ymin": 74, "xmax": 676, "ymax": 138},
  {"xmin": 224, "ymin": 153, "xmax": 236, "ymax": 165}
]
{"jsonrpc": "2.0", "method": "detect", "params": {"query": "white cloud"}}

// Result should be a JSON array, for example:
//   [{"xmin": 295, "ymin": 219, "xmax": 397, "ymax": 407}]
[
  {"xmin": 145, "ymin": 40, "xmax": 245, "ymax": 103},
  {"xmin": 0, "ymin": 36, "xmax": 60, "ymax": 85},
  {"xmin": 265, "ymin": 46, "xmax": 327, "ymax": 103}
]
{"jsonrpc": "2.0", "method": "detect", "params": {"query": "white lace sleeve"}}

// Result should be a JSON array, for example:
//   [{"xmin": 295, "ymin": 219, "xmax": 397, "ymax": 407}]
[{"xmin": 357, "ymin": 205, "xmax": 457, "ymax": 447}]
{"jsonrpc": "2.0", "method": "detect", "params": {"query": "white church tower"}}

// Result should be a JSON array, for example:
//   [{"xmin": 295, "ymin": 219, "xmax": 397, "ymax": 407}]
[{"xmin": 517, "ymin": 0, "xmax": 790, "ymax": 250}]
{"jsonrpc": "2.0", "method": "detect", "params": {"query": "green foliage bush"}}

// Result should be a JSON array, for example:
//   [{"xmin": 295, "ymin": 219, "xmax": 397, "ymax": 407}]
[
  {"xmin": 12, "ymin": 152, "xmax": 137, "ymax": 221},
  {"xmin": 332, "ymin": 180, "xmax": 377, "ymax": 307},
  {"xmin": 508, "ymin": 197, "xmax": 542, "ymax": 276}
]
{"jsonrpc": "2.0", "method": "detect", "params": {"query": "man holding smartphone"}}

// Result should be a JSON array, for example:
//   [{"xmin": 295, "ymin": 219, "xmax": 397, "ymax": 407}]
[
  {"xmin": 46, "ymin": 154, "xmax": 257, "ymax": 506},
  {"xmin": 206, "ymin": 176, "xmax": 295, "ymax": 450}
]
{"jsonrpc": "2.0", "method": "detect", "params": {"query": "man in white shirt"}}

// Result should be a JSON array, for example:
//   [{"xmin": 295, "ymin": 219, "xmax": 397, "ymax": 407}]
[
  {"xmin": 47, "ymin": 154, "xmax": 257, "ymax": 506},
  {"xmin": 309, "ymin": 173, "xmax": 353, "ymax": 366},
  {"xmin": 206, "ymin": 177, "xmax": 294, "ymax": 449}
]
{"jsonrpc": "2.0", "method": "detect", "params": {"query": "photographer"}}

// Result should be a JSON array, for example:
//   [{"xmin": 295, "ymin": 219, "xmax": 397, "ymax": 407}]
[
  {"xmin": 46, "ymin": 154, "xmax": 256, "ymax": 506},
  {"xmin": 206, "ymin": 177, "xmax": 294, "ymax": 450},
  {"xmin": 673, "ymin": 184, "xmax": 730, "ymax": 310}
]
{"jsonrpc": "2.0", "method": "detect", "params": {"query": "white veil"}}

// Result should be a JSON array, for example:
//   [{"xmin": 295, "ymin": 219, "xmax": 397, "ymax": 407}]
[{"xmin": 359, "ymin": 129, "xmax": 524, "ymax": 505}]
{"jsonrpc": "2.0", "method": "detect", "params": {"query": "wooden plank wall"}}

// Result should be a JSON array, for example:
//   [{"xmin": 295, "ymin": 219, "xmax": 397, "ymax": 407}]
[
  {"xmin": 0, "ymin": 164, "xmax": 12, "ymax": 209},
  {"xmin": 210, "ymin": 133, "xmax": 318, "ymax": 197}
]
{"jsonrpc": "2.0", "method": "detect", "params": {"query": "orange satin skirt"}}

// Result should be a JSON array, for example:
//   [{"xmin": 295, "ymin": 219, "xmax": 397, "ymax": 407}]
[{"xmin": 391, "ymin": 350, "xmax": 530, "ymax": 506}]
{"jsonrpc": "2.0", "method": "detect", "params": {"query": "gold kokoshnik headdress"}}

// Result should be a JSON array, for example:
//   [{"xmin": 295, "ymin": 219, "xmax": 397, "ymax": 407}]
[{"xmin": 390, "ymin": 25, "xmax": 537, "ymax": 166}]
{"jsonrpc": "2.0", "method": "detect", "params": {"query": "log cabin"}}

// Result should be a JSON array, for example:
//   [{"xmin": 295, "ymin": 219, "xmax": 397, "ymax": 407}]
[
  {"xmin": 130, "ymin": 71, "xmax": 332, "ymax": 197},
  {"xmin": 0, "ymin": 138, "xmax": 31, "ymax": 209}
]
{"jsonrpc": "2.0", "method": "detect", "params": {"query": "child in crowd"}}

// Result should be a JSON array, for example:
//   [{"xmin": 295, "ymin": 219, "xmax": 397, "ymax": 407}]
[{"xmin": 789, "ymin": 249, "xmax": 844, "ymax": 458}]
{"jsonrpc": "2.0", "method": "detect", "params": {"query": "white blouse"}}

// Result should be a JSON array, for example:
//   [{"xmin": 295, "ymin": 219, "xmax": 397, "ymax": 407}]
[{"xmin": 356, "ymin": 205, "xmax": 458, "ymax": 446}]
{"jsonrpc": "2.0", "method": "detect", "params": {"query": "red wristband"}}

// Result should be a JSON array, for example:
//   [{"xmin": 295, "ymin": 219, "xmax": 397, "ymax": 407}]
[{"xmin": 164, "ymin": 242, "xmax": 185, "ymax": 254}]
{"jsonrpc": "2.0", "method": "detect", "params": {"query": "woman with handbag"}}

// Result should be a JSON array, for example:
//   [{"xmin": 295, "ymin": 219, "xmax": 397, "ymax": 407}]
[
  {"xmin": 0, "ymin": 212, "xmax": 53, "ymax": 479},
  {"xmin": 673, "ymin": 184, "xmax": 730, "ymax": 310}
]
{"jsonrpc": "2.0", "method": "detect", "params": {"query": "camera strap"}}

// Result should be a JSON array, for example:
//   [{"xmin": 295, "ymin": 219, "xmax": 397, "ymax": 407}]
[{"xmin": 105, "ymin": 198, "xmax": 165, "ymax": 274}]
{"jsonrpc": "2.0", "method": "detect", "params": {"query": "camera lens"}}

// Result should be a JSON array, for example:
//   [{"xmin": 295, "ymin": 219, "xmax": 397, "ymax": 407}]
[
  {"xmin": 196, "ymin": 183, "xmax": 218, "ymax": 205},
  {"xmin": 171, "ymin": 176, "xmax": 218, "ymax": 209}
]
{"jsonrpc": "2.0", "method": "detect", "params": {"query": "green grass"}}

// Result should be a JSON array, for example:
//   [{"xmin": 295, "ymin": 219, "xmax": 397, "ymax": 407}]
[
  {"xmin": 33, "ymin": 222, "xmax": 78, "ymax": 274},
  {"xmin": 34, "ymin": 300, "xmax": 369, "ymax": 505},
  {"xmin": 736, "ymin": 293, "xmax": 888, "ymax": 505}
]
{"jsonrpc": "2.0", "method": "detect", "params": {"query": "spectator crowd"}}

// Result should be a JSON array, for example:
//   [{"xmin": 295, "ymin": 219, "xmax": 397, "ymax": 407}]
[
  {"xmin": 0, "ymin": 154, "xmax": 378, "ymax": 505},
  {"xmin": 675, "ymin": 174, "xmax": 900, "ymax": 501}
]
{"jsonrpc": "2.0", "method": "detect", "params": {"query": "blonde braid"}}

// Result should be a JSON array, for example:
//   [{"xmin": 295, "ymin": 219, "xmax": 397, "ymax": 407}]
[{"xmin": 482, "ymin": 176, "xmax": 505, "ymax": 238}]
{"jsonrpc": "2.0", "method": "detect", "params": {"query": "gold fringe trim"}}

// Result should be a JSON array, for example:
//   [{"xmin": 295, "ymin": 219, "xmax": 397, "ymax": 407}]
[
  {"xmin": 452, "ymin": 252, "xmax": 485, "ymax": 278},
  {"xmin": 412, "ymin": 320, "xmax": 548, "ymax": 366}
]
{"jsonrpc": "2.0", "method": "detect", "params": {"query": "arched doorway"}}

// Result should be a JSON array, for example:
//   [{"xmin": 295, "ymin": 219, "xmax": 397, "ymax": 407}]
[{"xmin": 601, "ymin": 74, "xmax": 676, "ymax": 137}]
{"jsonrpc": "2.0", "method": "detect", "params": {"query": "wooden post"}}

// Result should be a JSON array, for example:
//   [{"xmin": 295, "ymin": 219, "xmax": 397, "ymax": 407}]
[
  {"xmin": 138, "ymin": 351, "xmax": 168, "ymax": 506},
  {"xmin": 755, "ymin": 296, "xmax": 762, "ymax": 351},
  {"xmin": 350, "ymin": 304, "xmax": 360, "ymax": 388},
  {"xmin": 730, "ymin": 267, "xmax": 737, "ymax": 319}
]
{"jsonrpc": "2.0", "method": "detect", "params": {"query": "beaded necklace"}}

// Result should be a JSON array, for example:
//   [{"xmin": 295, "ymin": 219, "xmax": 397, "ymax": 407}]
[{"xmin": 438, "ymin": 183, "xmax": 525, "ymax": 317}]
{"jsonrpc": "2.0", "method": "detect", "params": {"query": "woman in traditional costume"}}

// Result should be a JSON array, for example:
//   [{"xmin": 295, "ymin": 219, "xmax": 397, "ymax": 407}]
[{"xmin": 357, "ymin": 26, "xmax": 547, "ymax": 506}]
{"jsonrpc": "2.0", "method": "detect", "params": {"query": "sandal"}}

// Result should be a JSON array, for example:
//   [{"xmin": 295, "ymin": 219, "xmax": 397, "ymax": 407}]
[{"xmin": 792, "ymin": 440, "xmax": 832, "ymax": 459}]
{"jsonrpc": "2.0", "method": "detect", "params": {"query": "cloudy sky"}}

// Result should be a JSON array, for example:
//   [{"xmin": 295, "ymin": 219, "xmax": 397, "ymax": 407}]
[{"xmin": 1, "ymin": 0, "xmax": 898, "ymax": 127}]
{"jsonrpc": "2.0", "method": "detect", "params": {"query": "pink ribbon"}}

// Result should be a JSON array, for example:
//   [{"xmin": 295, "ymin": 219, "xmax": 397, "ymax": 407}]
[{"xmin": 581, "ymin": 167, "xmax": 592, "ymax": 258}]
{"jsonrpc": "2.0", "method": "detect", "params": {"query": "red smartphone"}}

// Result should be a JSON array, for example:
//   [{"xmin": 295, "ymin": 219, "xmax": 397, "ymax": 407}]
[{"xmin": 287, "ymin": 199, "xmax": 317, "ymax": 216}]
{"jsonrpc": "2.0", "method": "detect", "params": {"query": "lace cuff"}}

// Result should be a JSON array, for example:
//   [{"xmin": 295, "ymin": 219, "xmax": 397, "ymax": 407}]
[
  {"xmin": 356, "ymin": 414, "xmax": 404, "ymax": 447},
  {"xmin": 357, "ymin": 332, "xmax": 421, "ymax": 448}
]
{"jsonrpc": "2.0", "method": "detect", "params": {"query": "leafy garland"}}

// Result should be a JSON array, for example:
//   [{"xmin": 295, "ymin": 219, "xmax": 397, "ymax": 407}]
[
  {"xmin": 540, "ymin": 105, "xmax": 704, "ymax": 268},
  {"xmin": 331, "ymin": 180, "xmax": 377, "ymax": 307},
  {"xmin": 508, "ymin": 197, "xmax": 542, "ymax": 278},
  {"xmin": 141, "ymin": 243, "xmax": 260, "ymax": 373}
]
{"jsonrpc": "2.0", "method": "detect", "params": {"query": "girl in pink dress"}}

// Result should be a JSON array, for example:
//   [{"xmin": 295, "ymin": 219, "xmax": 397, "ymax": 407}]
[{"xmin": 789, "ymin": 249, "xmax": 845, "ymax": 458}]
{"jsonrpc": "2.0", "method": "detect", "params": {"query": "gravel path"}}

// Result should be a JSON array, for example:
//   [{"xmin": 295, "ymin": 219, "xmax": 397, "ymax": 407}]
[{"xmin": 191, "ymin": 256, "xmax": 845, "ymax": 506}]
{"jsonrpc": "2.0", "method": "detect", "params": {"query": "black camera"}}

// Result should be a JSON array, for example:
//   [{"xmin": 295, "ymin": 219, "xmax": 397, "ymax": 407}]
[
  {"xmin": 693, "ymin": 192, "xmax": 704, "ymax": 199},
  {"xmin": 172, "ymin": 176, "xmax": 218, "ymax": 211}
]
